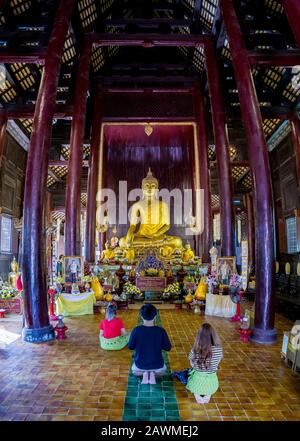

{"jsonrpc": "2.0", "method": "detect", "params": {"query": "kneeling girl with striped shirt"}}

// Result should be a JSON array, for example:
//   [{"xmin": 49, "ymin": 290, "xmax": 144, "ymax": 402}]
[{"xmin": 186, "ymin": 323, "xmax": 223, "ymax": 404}]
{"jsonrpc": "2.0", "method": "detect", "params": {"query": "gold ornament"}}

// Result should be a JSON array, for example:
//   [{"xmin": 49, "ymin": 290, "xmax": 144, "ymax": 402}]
[{"xmin": 145, "ymin": 124, "xmax": 153, "ymax": 136}]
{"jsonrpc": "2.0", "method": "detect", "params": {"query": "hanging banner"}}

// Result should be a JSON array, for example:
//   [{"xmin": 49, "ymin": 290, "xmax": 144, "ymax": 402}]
[{"xmin": 241, "ymin": 240, "xmax": 248, "ymax": 291}]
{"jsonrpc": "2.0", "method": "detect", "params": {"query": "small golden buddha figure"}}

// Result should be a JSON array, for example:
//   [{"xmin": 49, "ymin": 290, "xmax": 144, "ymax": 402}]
[
  {"xmin": 101, "ymin": 242, "xmax": 115, "ymax": 260},
  {"xmin": 119, "ymin": 168, "xmax": 182, "ymax": 251},
  {"xmin": 124, "ymin": 244, "xmax": 135, "ymax": 262},
  {"xmin": 182, "ymin": 243, "xmax": 195, "ymax": 262},
  {"xmin": 8, "ymin": 256, "xmax": 19, "ymax": 288}
]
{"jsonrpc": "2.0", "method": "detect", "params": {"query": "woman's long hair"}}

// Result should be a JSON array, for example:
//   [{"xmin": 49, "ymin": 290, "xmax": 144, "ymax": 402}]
[
  {"xmin": 105, "ymin": 303, "xmax": 117, "ymax": 321},
  {"xmin": 193, "ymin": 323, "xmax": 221, "ymax": 369}
]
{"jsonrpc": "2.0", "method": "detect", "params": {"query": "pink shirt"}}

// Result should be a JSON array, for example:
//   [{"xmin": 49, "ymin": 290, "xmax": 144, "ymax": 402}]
[{"xmin": 99, "ymin": 318, "xmax": 124, "ymax": 339}]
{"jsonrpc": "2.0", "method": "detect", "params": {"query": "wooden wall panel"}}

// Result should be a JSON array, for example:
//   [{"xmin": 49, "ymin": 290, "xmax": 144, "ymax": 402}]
[
  {"xmin": 270, "ymin": 134, "xmax": 300, "ymax": 255},
  {"xmin": 0, "ymin": 133, "xmax": 27, "ymax": 278}
]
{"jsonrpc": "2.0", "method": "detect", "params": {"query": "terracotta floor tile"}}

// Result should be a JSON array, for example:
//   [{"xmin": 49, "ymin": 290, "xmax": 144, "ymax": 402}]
[{"xmin": 1, "ymin": 308, "xmax": 299, "ymax": 422}]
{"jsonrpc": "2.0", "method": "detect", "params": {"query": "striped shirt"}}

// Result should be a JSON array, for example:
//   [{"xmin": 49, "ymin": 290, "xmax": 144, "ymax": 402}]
[{"xmin": 189, "ymin": 346, "xmax": 223, "ymax": 373}]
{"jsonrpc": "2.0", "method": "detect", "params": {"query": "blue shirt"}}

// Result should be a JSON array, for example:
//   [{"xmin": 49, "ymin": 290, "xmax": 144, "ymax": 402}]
[{"xmin": 128, "ymin": 325, "xmax": 172, "ymax": 370}]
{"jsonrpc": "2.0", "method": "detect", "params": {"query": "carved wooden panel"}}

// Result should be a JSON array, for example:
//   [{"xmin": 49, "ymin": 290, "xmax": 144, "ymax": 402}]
[
  {"xmin": 0, "ymin": 134, "xmax": 26, "ymax": 218},
  {"xmin": 2, "ymin": 182, "xmax": 14, "ymax": 213},
  {"xmin": 270, "ymin": 134, "xmax": 300, "ymax": 254}
]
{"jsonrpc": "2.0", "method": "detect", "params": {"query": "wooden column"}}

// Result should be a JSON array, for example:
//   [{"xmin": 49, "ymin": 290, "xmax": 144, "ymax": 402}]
[
  {"xmin": 65, "ymin": 42, "xmax": 92, "ymax": 256},
  {"xmin": 21, "ymin": 0, "xmax": 75, "ymax": 343},
  {"xmin": 291, "ymin": 118, "xmax": 300, "ymax": 188},
  {"xmin": 195, "ymin": 84, "xmax": 212, "ymax": 262},
  {"xmin": 244, "ymin": 192, "xmax": 255, "ymax": 274},
  {"xmin": 204, "ymin": 39, "xmax": 234, "ymax": 256},
  {"xmin": 220, "ymin": 0, "xmax": 277, "ymax": 344},
  {"xmin": 85, "ymin": 86, "xmax": 103, "ymax": 262},
  {"xmin": 282, "ymin": 0, "xmax": 300, "ymax": 49},
  {"xmin": 0, "ymin": 114, "xmax": 7, "ymax": 167}
]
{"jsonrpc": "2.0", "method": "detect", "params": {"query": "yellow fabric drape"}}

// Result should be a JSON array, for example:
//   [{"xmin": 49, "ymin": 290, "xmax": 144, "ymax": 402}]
[
  {"xmin": 205, "ymin": 294, "xmax": 236, "ymax": 318},
  {"xmin": 56, "ymin": 292, "xmax": 96, "ymax": 316}
]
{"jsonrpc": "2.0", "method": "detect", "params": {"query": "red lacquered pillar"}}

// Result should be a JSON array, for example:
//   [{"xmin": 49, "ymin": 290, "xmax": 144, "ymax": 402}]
[
  {"xmin": 65, "ymin": 41, "xmax": 93, "ymax": 256},
  {"xmin": 21, "ymin": 0, "xmax": 75, "ymax": 343},
  {"xmin": 190, "ymin": 147, "xmax": 198, "ymax": 254},
  {"xmin": 204, "ymin": 39, "xmax": 234, "ymax": 257},
  {"xmin": 0, "ymin": 114, "xmax": 7, "ymax": 167},
  {"xmin": 282, "ymin": 0, "xmax": 300, "ymax": 49},
  {"xmin": 220, "ymin": 0, "xmax": 277, "ymax": 344},
  {"xmin": 244, "ymin": 192, "xmax": 255, "ymax": 274},
  {"xmin": 291, "ymin": 118, "xmax": 300, "ymax": 188},
  {"xmin": 85, "ymin": 86, "xmax": 103, "ymax": 262},
  {"xmin": 195, "ymin": 84, "xmax": 212, "ymax": 262}
]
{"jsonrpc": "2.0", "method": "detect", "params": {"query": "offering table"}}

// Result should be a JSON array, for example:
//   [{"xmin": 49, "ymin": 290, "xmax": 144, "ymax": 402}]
[
  {"xmin": 56, "ymin": 291, "xmax": 96, "ymax": 316},
  {"xmin": 205, "ymin": 293, "xmax": 236, "ymax": 318}
]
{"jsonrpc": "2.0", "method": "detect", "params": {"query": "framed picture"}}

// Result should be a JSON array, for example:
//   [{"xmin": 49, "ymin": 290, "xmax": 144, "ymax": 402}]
[
  {"xmin": 217, "ymin": 257, "xmax": 236, "ymax": 284},
  {"xmin": 63, "ymin": 256, "xmax": 83, "ymax": 284}
]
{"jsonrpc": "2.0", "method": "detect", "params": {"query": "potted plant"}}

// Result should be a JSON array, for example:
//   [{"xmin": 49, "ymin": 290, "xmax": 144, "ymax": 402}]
[{"xmin": 163, "ymin": 282, "xmax": 180, "ymax": 303}]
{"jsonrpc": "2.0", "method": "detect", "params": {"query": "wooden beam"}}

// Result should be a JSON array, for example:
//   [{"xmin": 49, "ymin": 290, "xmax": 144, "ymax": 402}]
[
  {"xmin": 97, "ymin": 75, "xmax": 197, "ymax": 84},
  {"xmin": 49, "ymin": 160, "xmax": 89, "ymax": 167},
  {"xmin": 48, "ymin": 169, "xmax": 61, "ymax": 182},
  {"xmin": 248, "ymin": 50, "xmax": 300, "ymax": 67},
  {"xmin": 227, "ymin": 106, "xmax": 296, "ymax": 120},
  {"xmin": 103, "ymin": 87, "xmax": 194, "ymax": 93},
  {"xmin": 52, "ymin": 206, "xmax": 86, "ymax": 212},
  {"xmin": 0, "ymin": 105, "xmax": 73, "ymax": 118},
  {"xmin": 193, "ymin": 0, "xmax": 203, "ymax": 21},
  {"xmin": 0, "ymin": 50, "xmax": 46, "ymax": 63},
  {"xmin": 103, "ymin": 18, "xmax": 192, "ymax": 27},
  {"xmin": 90, "ymin": 33, "xmax": 209, "ymax": 47},
  {"xmin": 210, "ymin": 160, "xmax": 250, "ymax": 167}
]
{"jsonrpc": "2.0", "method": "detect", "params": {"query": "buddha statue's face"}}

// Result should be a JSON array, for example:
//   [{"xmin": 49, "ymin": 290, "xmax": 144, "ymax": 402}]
[
  {"xmin": 142, "ymin": 181, "xmax": 158, "ymax": 199},
  {"xmin": 185, "ymin": 244, "xmax": 191, "ymax": 250}
]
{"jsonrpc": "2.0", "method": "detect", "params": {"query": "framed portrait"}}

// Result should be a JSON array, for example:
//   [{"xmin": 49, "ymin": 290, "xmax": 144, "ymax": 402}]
[
  {"xmin": 217, "ymin": 257, "xmax": 236, "ymax": 284},
  {"xmin": 63, "ymin": 256, "xmax": 84, "ymax": 284}
]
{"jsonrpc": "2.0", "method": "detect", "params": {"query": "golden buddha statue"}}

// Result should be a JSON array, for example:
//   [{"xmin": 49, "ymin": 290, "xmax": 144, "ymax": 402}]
[
  {"xmin": 8, "ymin": 256, "xmax": 19, "ymax": 288},
  {"xmin": 182, "ymin": 243, "xmax": 195, "ymax": 262},
  {"xmin": 101, "ymin": 242, "xmax": 115, "ymax": 260},
  {"xmin": 119, "ymin": 168, "xmax": 182, "ymax": 251},
  {"xmin": 124, "ymin": 244, "xmax": 135, "ymax": 262}
]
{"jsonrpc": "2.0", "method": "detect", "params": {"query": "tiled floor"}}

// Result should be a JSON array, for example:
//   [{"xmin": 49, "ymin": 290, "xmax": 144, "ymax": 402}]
[
  {"xmin": 0, "ymin": 306, "xmax": 299, "ymax": 421},
  {"xmin": 123, "ymin": 311, "xmax": 180, "ymax": 421}
]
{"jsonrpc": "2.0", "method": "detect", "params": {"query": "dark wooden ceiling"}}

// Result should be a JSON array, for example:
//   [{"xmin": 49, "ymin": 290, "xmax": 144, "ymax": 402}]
[{"xmin": 1, "ymin": 0, "xmax": 300, "ymax": 211}]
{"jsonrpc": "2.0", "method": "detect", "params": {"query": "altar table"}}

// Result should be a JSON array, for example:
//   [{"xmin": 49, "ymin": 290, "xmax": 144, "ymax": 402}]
[
  {"xmin": 56, "ymin": 291, "xmax": 96, "ymax": 317},
  {"xmin": 205, "ymin": 293, "xmax": 236, "ymax": 318}
]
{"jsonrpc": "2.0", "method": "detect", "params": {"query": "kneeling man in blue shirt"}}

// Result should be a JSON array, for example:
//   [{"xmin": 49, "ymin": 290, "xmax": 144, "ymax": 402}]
[{"xmin": 128, "ymin": 304, "xmax": 172, "ymax": 385}]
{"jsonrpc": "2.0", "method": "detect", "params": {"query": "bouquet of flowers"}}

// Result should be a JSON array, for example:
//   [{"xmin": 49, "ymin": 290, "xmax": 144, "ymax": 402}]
[
  {"xmin": 0, "ymin": 285, "xmax": 19, "ymax": 299},
  {"xmin": 123, "ymin": 281, "xmax": 143, "ymax": 298},
  {"xmin": 206, "ymin": 273, "xmax": 218, "ymax": 294},
  {"xmin": 162, "ymin": 282, "xmax": 180, "ymax": 299},
  {"xmin": 229, "ymin": 273, "xmax": 242, "ymax": 288}
]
